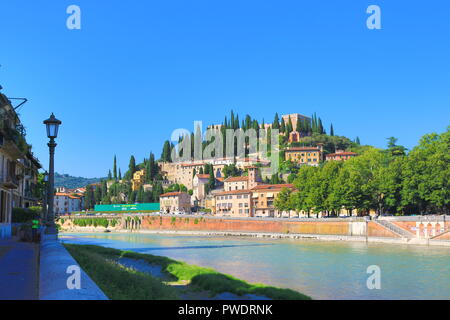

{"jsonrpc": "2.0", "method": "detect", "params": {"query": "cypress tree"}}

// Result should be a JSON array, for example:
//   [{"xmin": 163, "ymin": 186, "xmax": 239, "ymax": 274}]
[
  {"xmin": 318, "ymin": 118, "xmax": 324, "ymax": 134},
  {"xmin": 137, "ymin": 186, "xmax": 144, "ymax": 203},
  {"xmin": 107, "ymin": 170, "xmax": 112, "ymax": 181},
  {"xmin": 280, "ymin": 119, "xmax": 286, "ymax": 134},
  {"xmin": 161, "ymin": 141, "xmax": 172, "ymax": 162},
  {"xmin": 295, "ymin": 118, "xmax": 301, "ymax": 132},
  {"xmin": 230, "ymin": 111, "xmax": 235, "ymax": 130},
  {"xmin": 118, "ymin": 168, "xmax": 122, "ymax": 180},
  {"xmin": 330, "ymin": 124, "xmax": 334, "ymax": 136},
  {"xmin": 272, "ymin": 113, "xmax": 280, "ymax": 129},
  {"xmin": 113, "ymin": 155, "xmax": 117, "ymax": 180},
  {"xmin": 287, "ymin": 117, "xmax": 293, "ymax": 134},
  {"xmin": 127, "ymin": 155, "xmax": 136, "ymax": 179},
  {"xmin": 94, "ymin": 186, "xmax": 102, "ymax": 205}
]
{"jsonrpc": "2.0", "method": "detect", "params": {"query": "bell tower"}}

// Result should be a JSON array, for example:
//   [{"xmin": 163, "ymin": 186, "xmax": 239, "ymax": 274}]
[{"xmin": 247, "ymin": 166, "xmax": 261, "ymax": 189}]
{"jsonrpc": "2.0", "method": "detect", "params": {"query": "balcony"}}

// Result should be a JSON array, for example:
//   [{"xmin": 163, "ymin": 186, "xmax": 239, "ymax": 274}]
[
  {"xmin": 0, "ymin": 172, "xmax": 19, "ymax": 189},
  {"xmin": 0, "ymin": 120, "xmax": 28, "ymax": 159}
]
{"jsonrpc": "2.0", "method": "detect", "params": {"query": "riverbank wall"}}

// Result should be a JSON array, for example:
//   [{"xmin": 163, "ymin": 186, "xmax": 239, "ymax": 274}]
[
  {"xmin": 58, "ymin": 214, "xmax": 450, "ymax": 246},
  {"xmin": 40, "ymin": 229, "xmax": 108, "ymax": 300}
]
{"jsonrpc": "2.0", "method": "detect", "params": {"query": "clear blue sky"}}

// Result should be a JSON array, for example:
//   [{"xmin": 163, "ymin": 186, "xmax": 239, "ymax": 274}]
[{"xmin": 1, "ymin": 0, "xmax": 449, "ymax": 177}]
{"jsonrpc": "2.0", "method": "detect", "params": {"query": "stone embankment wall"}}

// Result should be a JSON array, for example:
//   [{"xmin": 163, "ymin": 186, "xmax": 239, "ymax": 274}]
[{"xmin": 58, "ymin": 215, "xmax": 450, "ymax": 241}]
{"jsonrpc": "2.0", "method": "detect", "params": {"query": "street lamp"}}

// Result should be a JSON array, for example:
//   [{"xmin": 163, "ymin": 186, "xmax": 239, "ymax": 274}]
[
  {"xmin": 43, "ymin": 172, "xmax": 49, "ymax": 221},
  {"xmin": 43, "ymin": 113, "xmax": 61, "ymax": 223}
]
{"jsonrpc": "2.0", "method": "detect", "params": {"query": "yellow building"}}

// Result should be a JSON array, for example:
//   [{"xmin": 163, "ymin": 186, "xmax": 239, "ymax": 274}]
[
  {"xmin": 132, "ymin": 169, "xmax": 146, "ymax": 191},
  {"xmin": 251, "ymin": 184, "xmax": 295, "ymax": 218},
  {"xmin": 284, "ymin": 146, "xmax": 322, "ymax": 167}
]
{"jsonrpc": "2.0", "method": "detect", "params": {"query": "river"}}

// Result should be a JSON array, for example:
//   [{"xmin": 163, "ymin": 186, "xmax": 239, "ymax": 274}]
[{"xmin": 60, "ymin": 232, "xmax": 450, "ymax": 300}]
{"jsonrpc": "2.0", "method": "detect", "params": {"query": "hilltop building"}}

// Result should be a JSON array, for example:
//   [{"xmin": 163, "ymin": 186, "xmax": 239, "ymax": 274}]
[
  {"xmin": 284, "ymin": 146, "xmax": 323, "ymax": 167},
  {"xmin": 132, "ymin": 169, "xmax": 146, "ymax": 191},
  {"xmin": 281, "ymin": 113, "xmax": 311, "ymax": 132}
]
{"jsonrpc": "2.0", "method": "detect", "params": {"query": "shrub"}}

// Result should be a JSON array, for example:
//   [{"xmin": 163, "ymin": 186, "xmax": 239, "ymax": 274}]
[{"xmin": 12, "ymin": 207, "xmax": 40, "ymax": 223}]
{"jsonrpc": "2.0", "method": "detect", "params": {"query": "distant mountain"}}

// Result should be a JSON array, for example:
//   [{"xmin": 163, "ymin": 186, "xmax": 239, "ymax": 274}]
[{"xmin": 54, "ymin": 173, "xmax": 105, "ymax": 189}]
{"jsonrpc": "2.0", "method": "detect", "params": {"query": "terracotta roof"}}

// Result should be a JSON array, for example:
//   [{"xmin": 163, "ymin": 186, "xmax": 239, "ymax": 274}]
[
  {"xmin": 251, "ymin": 184, "xmax": 295, "ymax": 191},
  {"xmin": 224, "ymin": 176, "xmax": 249, "ymax": 182},
  {"xmin": 285, "ymin": 147, "xmax": 320, "ymax": 151},
  {"xmin": 55, "ymin": 192, "xmax": 82, "ymax": 199},
  {"xmin": 216, "ymin": 177, "xmax": 225, "ymax": 182},
  {"xmin": 181, "ymin": 163, "xmax": 206, "ymax": 167},
  {"xmin": 196, "ymin": 174, "xmax": 210, "ymax": 179},
  {"xmin": 326, "ymin": 152, "xmax": 357, "ymax": 157},
  {"xmin": 215, "ymin": 189, "xmax": 252, "ymax": 196},
  {"xmin": 160, "ymin": 192, "xmax": 187, "ymax": 197}
]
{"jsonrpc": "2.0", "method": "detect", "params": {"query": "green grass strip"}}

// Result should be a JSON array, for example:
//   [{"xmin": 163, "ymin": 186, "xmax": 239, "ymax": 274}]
[
  {"xmin": 64, "ymin": 244, "xmax": 311, "ymax": 300},
  {"xmin": 64, "ymin": 244, "xmax": 178, "ymax": 300}
]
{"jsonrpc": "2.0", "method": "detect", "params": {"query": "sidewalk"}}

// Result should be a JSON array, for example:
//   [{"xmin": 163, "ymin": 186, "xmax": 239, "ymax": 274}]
[{"xmin": 0, "ymin": 237, "xmax": 39, "ymax": 300}]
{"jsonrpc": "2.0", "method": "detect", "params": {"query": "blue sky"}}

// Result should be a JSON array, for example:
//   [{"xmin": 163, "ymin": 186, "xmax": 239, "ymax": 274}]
[{"xmin": 1, "ymin": 0, "xmax": 449, "ymax": 177}]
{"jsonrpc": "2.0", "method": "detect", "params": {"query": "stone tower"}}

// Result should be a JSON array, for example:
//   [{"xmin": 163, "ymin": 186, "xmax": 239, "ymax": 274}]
[{"xmin": 247, "ymin": 166, "xmax": 261, "ymax": 189}]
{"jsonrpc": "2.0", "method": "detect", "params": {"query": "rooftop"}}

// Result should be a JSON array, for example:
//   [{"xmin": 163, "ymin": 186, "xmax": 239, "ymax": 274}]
[
  {"xmin": 224, "ymin": 176, "xmax": 249, "ymax": 182},
  {"xmin": 215, "ymin": 189, "xmax": 252, "ymax": 196},
  {"xmin": 285, "ymin": 146, "xmax": 320, "ymax": 152},
  {"xmin": 160, "ymin": 191, "xmax": 187, "ymax": 197},
  {"xmin": 251, "ymin": 184, "xmax": 295, "ymax": 191}
]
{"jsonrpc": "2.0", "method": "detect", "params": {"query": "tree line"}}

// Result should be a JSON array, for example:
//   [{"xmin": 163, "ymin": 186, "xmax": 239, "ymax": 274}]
[{"xmin": 275, "ymin": 128, "xmax": 450, "ymax": 216}]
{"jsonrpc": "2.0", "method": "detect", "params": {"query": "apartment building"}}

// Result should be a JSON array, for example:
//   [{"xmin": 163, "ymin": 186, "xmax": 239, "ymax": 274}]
[
  {"xmin": 284, "ymin": 146, "xmax": 323, "ymax": 166},
  {"xmin": 0, "ymin": 92, "xmax": 41, "ymax": 238},
  {"xmin": 159, "ymin": 192, "xmax": 191, "ymax": 213},
  {"xmin": 54, "ymin": 192, "xmax": 84, "ymax": 216},
  {"xmin": 215, "ymin": 189, "xmax": 252, "ymax": 216},
  {"xmin": 251, "ymin": 184, "xmax": 295, "ymax": 218}
]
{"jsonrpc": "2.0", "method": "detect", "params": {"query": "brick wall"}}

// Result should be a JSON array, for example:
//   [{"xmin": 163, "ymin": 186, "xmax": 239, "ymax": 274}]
[{"xmin": 141, "ymin": 216, "xmax": 350, "ymax": 235}]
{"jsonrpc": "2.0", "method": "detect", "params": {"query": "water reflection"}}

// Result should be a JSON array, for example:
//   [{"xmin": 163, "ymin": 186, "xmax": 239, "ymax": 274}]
[{"xmin": 60, "ymin": 233, "xmax": 450, "ymax": 300}]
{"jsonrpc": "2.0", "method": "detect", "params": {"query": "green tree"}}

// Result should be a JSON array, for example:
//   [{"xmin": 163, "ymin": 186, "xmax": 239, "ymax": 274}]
[
  {"xmin": 84, "ymin": 185, "xmax": 95, "ymax": 210},
  {"xmin": 161, "ymin": 140, "xmax": 172, "ymax": 162},
  {"xmin": 401, "ymin": 128, "xmax": 450, "ymax": 214},
  {"xmin": 387, "ymin": 137, "xmax": 407, "ymax": 157},
  {"xmin": 113, "ymin": 155, "xmax": 117, "ymax": 180},
  {"xmin": 272, "ymin": 113, "xmax": 280, "ymax": 129}
]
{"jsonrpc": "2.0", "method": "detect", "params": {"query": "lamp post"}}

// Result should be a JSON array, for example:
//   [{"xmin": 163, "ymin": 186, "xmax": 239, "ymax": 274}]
[
  {"xmin": 43, "ymin": 113, "xmax": 61, "ymax": 223},
  {"xmin": 42, "ymin": 172, "xmax": 49, "ymax": 221}
]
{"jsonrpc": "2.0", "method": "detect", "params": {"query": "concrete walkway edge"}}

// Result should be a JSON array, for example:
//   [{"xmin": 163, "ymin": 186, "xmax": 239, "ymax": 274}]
[{"xmin": 39, "ymin": 232, "xmax": 108, "ymax": 300}]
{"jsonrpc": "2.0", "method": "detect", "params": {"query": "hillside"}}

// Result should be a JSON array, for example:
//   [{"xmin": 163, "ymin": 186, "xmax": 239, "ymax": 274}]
[{"xmin": 54, "ymin": 173, "xmax": 105, "ymax": 189}]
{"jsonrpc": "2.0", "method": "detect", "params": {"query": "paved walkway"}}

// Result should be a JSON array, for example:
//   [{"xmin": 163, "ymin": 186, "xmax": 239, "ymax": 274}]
[{"xmin": 0, "ymin": 237, "xmax": 39, "ymax": 300}]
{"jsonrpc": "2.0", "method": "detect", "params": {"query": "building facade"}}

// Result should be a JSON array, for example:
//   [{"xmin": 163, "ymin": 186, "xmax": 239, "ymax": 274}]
[
  {"xmin": 214, "ymin": 189, "xmax": 252, "ymax": 217},
  {"xmin": 284, "ymin": 146, "xmax": 322, "ymax": 166},
  {"xmin": 159, "ymin": 192, "xmax": 191, "ymax": 213},
  {"xmin": 251, "ymin": 184, "xmax": 295, "ymax": 218},
  {"xmin": 54, "ymin": 193, "xmax": 84, "ymax": 216},
  {"xmin": 325, "ymin": 150, "xmax": 358, "ymax": 162},
  {"xmin": 0, "ymin": 92, "xmax": 42, "ymax": 238},
  {"xmin": 132, "ymin": 169, "xmax": 146, "ymax": 191}
]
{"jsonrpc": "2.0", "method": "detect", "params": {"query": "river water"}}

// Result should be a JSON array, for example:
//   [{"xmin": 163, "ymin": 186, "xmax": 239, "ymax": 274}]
[{"xmin": 60, "ymin": 232, "xmax": 450, "ymax": 300}]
